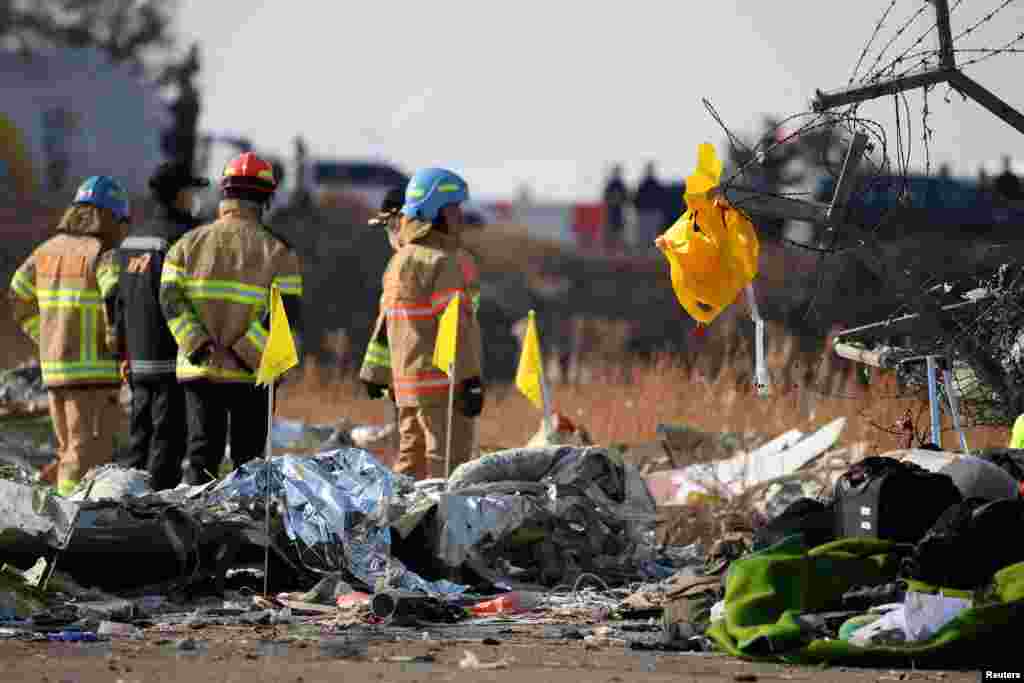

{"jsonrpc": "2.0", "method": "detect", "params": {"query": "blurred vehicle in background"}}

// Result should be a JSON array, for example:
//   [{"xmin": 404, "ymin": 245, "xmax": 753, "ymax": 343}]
[{"xmin": 309, "ymin": 159, "xmax": 408, "ymax": 214}]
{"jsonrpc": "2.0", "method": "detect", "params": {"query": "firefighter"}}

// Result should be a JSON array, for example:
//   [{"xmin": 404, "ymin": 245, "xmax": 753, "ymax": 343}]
[
  {"xmin": 359, "ymin": 186, "xmax": 406, "ymax": 401},
  {"xmin": 160, "ymin": 152, "xmax": 303, "ymax": 484},
  {"xmin": 360, "ymin": 186, "xmax": 484, "ymax": 470},
  {"xmin": 379, "ymin": 167, "xmax": 483, "ymax": 480},
  {"xmin": 105, "ymin": 162, "xmax": 209, "ymax": 491},
  {"xmin": 9, "ymin": 176, "xmax": 131, "ymax": 495}
]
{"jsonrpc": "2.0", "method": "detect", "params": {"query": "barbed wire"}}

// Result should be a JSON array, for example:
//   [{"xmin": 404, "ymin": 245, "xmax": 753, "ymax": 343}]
[
  {"xmin": 857, "ymin": 0, "xmax": 934, "ymax": 85},
  {"xmin": 849, "ymin": 0, "xmax": 899, "ymax": 85},
  {"xmin": 952, "ymin": 0, "xmax": 1018, "ymax": 42},
  {"xmin": 698, "ymin": 1, "xmax": 1024, "ymax": 435}
]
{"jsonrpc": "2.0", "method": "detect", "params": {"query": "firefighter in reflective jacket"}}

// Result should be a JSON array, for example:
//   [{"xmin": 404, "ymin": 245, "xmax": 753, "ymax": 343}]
[
  {"xmin": 159, "ymin": 152, "xmax": 303, "ymax": 484},
  {"xmin": 106, "ymin": 162, "xmax": 209, "ymax": 491},
  {"xmin": 359, "ymin": 186, "xmax": 483, "ymax": 466},
  {"xmin": 368, "ymin": 168, "xmax": 483, "ymax": 480},
  {"xmin": 8, "ymin": 176, "xmax": 130, "ymax": 495}
]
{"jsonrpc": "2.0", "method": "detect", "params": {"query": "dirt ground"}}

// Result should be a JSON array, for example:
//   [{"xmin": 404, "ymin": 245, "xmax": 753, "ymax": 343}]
[{"xmin": 0, "ymin": 627, "xmax": 978, "ymax": 683}]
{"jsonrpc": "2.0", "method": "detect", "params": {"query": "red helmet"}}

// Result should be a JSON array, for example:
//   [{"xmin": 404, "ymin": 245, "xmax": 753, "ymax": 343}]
[{"xmin": 220, "ymin": 152, "xmax": 277, "ymax": 194}]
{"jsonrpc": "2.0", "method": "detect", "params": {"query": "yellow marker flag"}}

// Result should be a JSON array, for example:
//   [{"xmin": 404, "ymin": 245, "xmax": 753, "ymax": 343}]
[
  {"xmin": 255, "ymin": 284, "xmax": 298, "ymax": 386},
  {"xmin": 1011, "ymin": 415, "xmax": 1024, "ymax": 449},
  {"xmin": 433, "ymin": 292, "xmax": 460, "ymax": 375},
  {"xmin": 515, "ymin": 310, "xmax": 544, "ymax": 409},
  {"xmin": 655, "ymin": 143, "xmax": 759, "ymax": 324}
]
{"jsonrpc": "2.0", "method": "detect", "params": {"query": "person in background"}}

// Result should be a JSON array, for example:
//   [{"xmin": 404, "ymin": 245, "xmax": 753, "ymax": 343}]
[
  {"xmin": 995, "ymin": 155, "xmax": 1021, "ymax": 203},
  {"xmin": 106, "ymin": 162, "xmax": 208, "ymax": 491},
  {"xmin": 160, "ymin": 152, "xmax": 303, "ymax": 484},
  {"xmin": 9, "ymin": 176, "xmax": 130, "ymax": 495},
  {"xmin": 633, "ymin": 161, "xmax": 665, "ymax": 250},
  {"xmin": 603, "ymin": 164, "xmax": 629, "ymax": 254}
]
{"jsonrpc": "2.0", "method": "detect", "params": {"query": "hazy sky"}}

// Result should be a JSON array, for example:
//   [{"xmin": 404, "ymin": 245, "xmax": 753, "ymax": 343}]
[{"xmin": 175, "ymin": 1, "xmax": 1024, "ymax": 201}]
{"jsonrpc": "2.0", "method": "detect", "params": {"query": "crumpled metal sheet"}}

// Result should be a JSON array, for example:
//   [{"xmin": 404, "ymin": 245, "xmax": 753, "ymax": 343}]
[
  {"xmin": 68, "ymin": 465, "xmax": 154, "ymax": 501},
  {"xmin": 204, "ymin": 448, "xmax": 465, "ymax": 596},
  {"xmin": 0, "ymin": 365, "xmax": 47, "ymax": 409},
  {"xmin": 0, "ymin": 480, "xmax": 76, "ymax": 552},
  {"xmin": 270, "ymin": 418, "xmax": 350, "ymax": 452},
  {"xmin": 435, "ymin": 447, "xmax": 658, "ymax": 583}
]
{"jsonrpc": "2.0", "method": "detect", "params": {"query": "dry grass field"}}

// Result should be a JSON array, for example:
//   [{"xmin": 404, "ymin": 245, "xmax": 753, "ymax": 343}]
[{"xmin": 276, "ymin": 330, "xmax": 1012, "ymax": 456}]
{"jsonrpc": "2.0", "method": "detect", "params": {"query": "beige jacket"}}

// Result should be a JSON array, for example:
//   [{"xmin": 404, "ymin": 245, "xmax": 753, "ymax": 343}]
[
  {"xmin": 159, "ymin": 200, "xmax": 303, "ymax": 383},
  {"xmin": 380, "ymin": 218, "xmax": 483, "ymax": 407},
  {"xmin": 8, "ymin": 205, "xmax": 123, "ymax": 387}
]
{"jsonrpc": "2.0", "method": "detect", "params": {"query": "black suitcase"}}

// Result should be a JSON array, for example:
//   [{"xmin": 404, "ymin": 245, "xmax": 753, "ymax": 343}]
[
  {"xmin": 754, "ymin": 498, "xmax": 836, "ymax": 551},
  {"xmin": 904, "ymin": 497, "xmax": 1024, "ymax": 589},
  {"xmin": 833, "ymin": 456, "xmax": 962, "ymax": 543}
]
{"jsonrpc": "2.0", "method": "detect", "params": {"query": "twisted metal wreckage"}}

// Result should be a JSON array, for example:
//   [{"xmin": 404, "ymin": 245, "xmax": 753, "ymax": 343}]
[
  {"xmin": 706, "ymin": 0, "xmax": 1024, "ymax": 448},
  {"xmin": 0, "ymin": 446, "xmax": 658, "ymax": 596}
]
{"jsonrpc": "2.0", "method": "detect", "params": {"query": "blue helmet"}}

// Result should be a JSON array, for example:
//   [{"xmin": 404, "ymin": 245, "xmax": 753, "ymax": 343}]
[
  {"xmin": 401, "ymin": 167, "xmax": 469, "ymax": 222},
  {"xmin": 73, "ymin": 176, "xmax": 131, "ymax": 223}
]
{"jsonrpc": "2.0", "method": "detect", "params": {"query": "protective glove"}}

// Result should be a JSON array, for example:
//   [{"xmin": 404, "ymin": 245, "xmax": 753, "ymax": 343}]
[
  {"xmin": 459, "ymin": 377, "xmax": 485, "ymax": 417},
  {"xmin": 363, "ymin": 381, "xmax": 388, "ymax": 400},
  {"xmin": 187, "ymin": 342, "xmax": 214, "ymax": 366}
]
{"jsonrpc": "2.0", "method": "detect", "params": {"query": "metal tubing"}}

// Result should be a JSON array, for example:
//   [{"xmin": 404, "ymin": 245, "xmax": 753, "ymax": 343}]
[
  {"xmin": 926, "ymin": 355, "xmax": 942, "ymax": 448},
  {"xmin": 932, "ymin": 0, "xmax": 957, "ymax": 69},
  {"xmin": 813, "ymin": 68, "xmax": 953, "ymax": 112},
  {"xmin": 827, "ymin": 132, "xmax": 869, "ymax": 224},
  {"xmin": 942, "ymin": 364, "xmax": 969, "ymax": 453},
  {"xmin": 948, "ymin": 72, "xmax": 1024, "ymax": 137}
]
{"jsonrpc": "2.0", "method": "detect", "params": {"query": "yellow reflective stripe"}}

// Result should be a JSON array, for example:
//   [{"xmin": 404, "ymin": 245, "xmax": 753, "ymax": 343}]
[
  {"xmin": 58, "ymin": 479, "xmax": 79, "ymax": 497},
  {"xmin": 80, "ymin": 308, "xmax": 90, "ymax": 361},
  {"xmin": 177, "ymin": 355, "xmax": 255, "ymax": 381},
  {"xmin": 37, "ymin": 288, "xmax": 102, "ymax": 309},
  {"xmin": 272, "ymin": 275, "xmax": 303, "ymax": 297},
  {"xmin": 22, "ymin": 315, "xmax": 40, "ymax": 343},
  {"xmin": 183, "ymin": 278, "xmax": 268, "ymax": 305},
  {"xmin": 408, "ymin": 188, "xmax": 425, "ymax": 198},
  {"xmin": 364, "ymin": 341, "xmax": 391, "ymax": 368},
  {"xmin": 168, "ymin": 315, "xmax": 202, "ymax": 347},
  {"xmin": 41, "ymin": 360, "xmax": 119, "ymax": 372},
  {"xmin": 10, "ymin": 270, "xmax": 35, "ymax": 300},
  {"xmin": 96, "ymin": 264, "xmax": 119, "ymax": 297},
  {"xmin": 162, "ymin": 261, "xmax": 185, "ymax": 284},
  {"xmin": 245, "ymin": 320, "xmax": 269, "ymax": 352},
  {"xmin": 438, "ymin": 183, "xmax": 462, "ymax": 192},
  {"xmin": 40, "ymin": 360, "xmax": 119, "ymax": 384}
]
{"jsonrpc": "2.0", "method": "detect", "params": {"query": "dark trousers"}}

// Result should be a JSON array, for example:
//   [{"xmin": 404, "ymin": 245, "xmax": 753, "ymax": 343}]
[
  {"xmin": 183, "ymin": 380, "xmax": 269, "ymax": 485},
  {"xmin": 127, "ymin": 377, "xmax": 186, "ymax": 491}
]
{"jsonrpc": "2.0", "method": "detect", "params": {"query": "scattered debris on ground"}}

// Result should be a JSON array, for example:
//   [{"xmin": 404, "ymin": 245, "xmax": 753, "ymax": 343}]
[{"xmin": 1, "ymin": 385, "xmax": 1022, "ymax": 676}]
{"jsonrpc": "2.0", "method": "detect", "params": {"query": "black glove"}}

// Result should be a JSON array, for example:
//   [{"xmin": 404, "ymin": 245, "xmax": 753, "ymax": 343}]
[
  {"xmin": 460, "ymin": 377, "xmax": 485, "ymax": 417},
  {"xmin": 187, "ymin": 342, "xmax": 214, "ymax": 366},
  {"xmin": 364, "ymin": 381, "xmax": 388, "ymax": 400}
]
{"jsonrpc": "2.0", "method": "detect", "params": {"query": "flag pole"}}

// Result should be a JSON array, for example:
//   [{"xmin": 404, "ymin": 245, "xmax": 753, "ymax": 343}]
[
  {"xmin": 263, "ymin": 379, "xmax": 273, "ymax": 597},
  {"xmin": 532, "ymin": 311, "xmax": 554, "ymax": 435},
  {"xmin": 445, "ymin": 361, "xmax": 455, "ymax": 478}
]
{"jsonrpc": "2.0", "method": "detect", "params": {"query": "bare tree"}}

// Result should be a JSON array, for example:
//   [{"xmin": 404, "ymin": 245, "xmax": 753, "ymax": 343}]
[{"xmin": 1, "ymin": 0, "xmax": 177, "ymax": 66}]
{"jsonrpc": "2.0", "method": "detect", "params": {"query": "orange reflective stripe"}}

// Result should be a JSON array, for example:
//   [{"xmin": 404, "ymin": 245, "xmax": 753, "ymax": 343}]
[
  {"xmin": 386, "ymin": 288, "xmax": 467, "ymax": 320},
  {"xmin": 393, "ymin": 371, "xmax": 453, "ymax": 399}
]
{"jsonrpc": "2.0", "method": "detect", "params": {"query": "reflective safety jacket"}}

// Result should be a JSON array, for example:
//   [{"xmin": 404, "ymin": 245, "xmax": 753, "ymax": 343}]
[
  {"xmin": 360, "ymin": 232, "xmax": 481, "ymax": 390},
  {"xmin": 159, "ymin": 200, "xmax": 303, "ymax": 383},
  {"xmin": 8, "ymin": 208, "xmax": 121, "ymax": 387},
  {"xmin": 378, "ymin": 218, "xmax": 482, "ymax": 407}
]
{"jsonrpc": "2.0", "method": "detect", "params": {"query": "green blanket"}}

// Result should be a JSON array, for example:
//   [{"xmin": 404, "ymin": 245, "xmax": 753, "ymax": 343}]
[{"xmin": 707, "ymin": 536, "xmax": 1024, "ymax": 666}]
